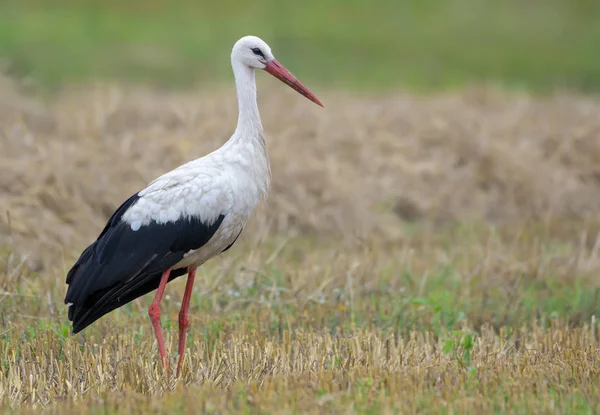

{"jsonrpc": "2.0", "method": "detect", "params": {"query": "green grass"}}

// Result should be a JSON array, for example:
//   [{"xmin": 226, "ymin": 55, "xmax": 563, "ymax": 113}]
[
  {"xmin": 2, "ymin": 0, "xmax": 600, "ymax": 91},
  {"xmin": 2, "ymin": 223, "xmax": 600, "ymax": 413},
  {"xmin": 5, "ymin": 226, "xmax": 599, "ymax": 337}
]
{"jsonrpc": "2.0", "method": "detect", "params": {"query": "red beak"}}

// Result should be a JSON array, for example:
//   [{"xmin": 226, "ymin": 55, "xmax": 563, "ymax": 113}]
[{"xmin": 264, "ymin": 59, "xmax": 324, "ymax": 108}]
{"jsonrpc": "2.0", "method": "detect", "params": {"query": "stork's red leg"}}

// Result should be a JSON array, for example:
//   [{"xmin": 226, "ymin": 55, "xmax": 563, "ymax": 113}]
[
  {"xmin": 176, "ymin": 267, "xmax": 196, "ymax": 376},
  {"xmin": 148, "ymin": 268, "xmax": 171, "ymax": 373}
]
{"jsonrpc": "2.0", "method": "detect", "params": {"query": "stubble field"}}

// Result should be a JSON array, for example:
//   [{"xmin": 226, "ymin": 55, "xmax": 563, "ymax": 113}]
[{"xmin": 2, "ymin": 76, "xmax": 600, "ymax": 413}]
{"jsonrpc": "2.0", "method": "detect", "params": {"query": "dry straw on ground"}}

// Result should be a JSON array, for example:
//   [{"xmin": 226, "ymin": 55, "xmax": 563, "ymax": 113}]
[
  {"xmin": 1, "ymin": 76, "xmax": 600, "ymax": 260},
  {"xmin": 2, "ymin": 225, "xmax": 600, "ymax": 413},
  {"xmin": 3, "ymin": 321, "xmax": 600, "ymax": 414},
  {"xmin": 2, "ymin": 76, "xmax": 600, "ymax": 413}
]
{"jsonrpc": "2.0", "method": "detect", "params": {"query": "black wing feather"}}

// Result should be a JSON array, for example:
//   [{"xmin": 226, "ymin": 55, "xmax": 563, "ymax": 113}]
[{"xmin": 65, "ymin": 193, "xmax": 225, "ymax": 333}]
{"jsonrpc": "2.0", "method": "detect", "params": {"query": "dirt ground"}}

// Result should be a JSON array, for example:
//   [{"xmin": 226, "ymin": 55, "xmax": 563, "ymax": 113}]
[{"xmin": 1, "ymin": 75, "xmax": 600, "ymax": 264}]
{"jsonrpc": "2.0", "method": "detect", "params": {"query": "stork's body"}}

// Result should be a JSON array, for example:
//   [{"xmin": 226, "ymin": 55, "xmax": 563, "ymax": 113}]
[{"xmin": 64, "ymin": 36, "xmax": 323, "ymax": 376}]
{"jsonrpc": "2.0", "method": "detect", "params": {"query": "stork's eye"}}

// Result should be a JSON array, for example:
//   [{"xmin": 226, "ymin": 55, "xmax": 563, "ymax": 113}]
[{"xmin": 251, "ymin": 47, "xmax": 265, "ymax": 57}]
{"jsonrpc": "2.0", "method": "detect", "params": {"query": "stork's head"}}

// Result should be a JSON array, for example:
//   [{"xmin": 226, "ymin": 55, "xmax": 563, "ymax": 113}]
[{"xmin": 231, "ymin": 35, "xmax": 324, "ymax": 108}]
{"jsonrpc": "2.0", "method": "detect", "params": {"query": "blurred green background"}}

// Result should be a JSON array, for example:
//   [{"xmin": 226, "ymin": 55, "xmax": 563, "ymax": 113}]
[{"xmin": 1, "ymin": 0, "xmax": 600, "ymax": 92}]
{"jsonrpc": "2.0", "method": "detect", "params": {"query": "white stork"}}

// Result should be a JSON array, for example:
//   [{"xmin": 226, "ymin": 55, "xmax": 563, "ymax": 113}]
[{"xmin": 64, "ymin": 35, "xmax": 324, "ymax": 375}]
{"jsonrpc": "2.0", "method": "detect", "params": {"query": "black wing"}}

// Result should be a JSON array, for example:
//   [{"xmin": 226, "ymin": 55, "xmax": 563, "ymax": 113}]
[{"xmin": 65, "ymin": 193, "xmax": 224, "ymax": 333}]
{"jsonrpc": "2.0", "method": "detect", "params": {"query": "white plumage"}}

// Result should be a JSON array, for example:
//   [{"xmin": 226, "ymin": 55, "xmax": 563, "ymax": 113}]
[
  {"xmin": 64, "ymin": 35, "xmax": 323, "ymax": 376},
  {"xmin": 124, "ymin": 133, "xmax": 271, "ymax": 270}
]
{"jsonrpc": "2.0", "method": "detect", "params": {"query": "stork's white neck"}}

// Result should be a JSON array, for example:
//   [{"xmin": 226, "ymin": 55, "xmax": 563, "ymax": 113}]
[
  {"xmin": 232, "ymin": 60, "xmax": 263, "ymax": 137},
  {"xmin": 224, "ymin": 59, "xmax": 271, "ymax": 200}
]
